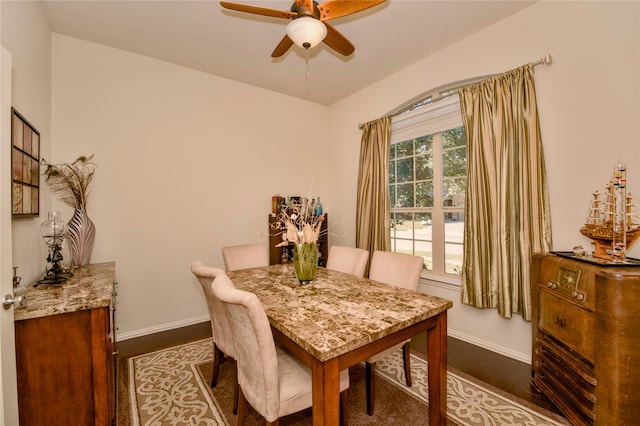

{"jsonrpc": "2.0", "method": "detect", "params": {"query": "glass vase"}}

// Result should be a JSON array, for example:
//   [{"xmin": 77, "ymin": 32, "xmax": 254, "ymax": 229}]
[
  {"xmin": 293, "ymin": 242, "xmax": 318, "ymax": 284},
  {"xmin": 67, "ymin": 208, "xmax": 96, "ymax": 266}
]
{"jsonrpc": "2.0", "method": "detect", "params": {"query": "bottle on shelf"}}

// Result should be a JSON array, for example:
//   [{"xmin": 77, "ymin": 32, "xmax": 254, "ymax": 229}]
[
  {"xmin": 280, "ymin": 247, "xmax": 289, "ymax": 263},
  {"xmin": 314, "ymin": 197, "xmax": 323, "ymax": 216}
]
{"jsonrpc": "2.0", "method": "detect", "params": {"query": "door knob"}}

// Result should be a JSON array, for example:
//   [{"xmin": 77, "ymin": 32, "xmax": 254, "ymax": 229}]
[{"xmin": 2, "ymin": 294, "xmax": 26, "ymax": 310}]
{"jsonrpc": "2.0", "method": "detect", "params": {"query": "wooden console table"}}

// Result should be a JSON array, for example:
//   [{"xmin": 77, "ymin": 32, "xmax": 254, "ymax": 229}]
[
  {"xmin": 14, "ymin": 262, "xmax": 117, "ymax": 426},
  {"xmin": 531, "ymin": 253, "xmax": 640, "ymax": 425}
]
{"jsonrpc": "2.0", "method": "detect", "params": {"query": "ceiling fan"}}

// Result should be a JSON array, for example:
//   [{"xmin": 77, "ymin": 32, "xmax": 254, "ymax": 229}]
[{"xmin": 220, "ymin": 0, "xmax": 386, "ymax": 57}]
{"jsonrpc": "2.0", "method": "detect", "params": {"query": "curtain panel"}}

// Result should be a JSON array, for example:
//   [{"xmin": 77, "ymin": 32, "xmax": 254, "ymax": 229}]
[
  {"xmin": 458, "ymin": 64, "xmax": 552, "ymax": 320},
  {"xmin": 356, "ymin": 116, "xmax": 391, "ymax": 267}
]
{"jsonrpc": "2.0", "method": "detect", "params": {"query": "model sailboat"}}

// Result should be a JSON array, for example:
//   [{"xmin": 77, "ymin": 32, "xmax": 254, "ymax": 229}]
[{"xmin": 580, "ymin": 181, "xmax": 639, "ymax": 259}]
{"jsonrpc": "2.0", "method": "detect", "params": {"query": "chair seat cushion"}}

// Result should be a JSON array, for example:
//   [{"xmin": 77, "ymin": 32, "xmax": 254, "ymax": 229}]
[
  {"xmin": 366, "ymin": 339, "xmax": 410, "ymax": 364},
  {"xmin": 276, "ymin": 346, "xmax": 349, "ymax": 418}
]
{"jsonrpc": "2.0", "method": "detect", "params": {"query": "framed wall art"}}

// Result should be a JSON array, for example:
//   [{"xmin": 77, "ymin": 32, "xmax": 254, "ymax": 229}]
[{"xmin": 11, "ymin": 108, "xmax": 40, "ymax": 218}]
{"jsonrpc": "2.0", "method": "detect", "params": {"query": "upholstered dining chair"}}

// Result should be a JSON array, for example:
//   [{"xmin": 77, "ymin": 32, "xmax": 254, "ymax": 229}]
[
  {"xmin": 365, "ymin": 250, "xmax": 424, "ymax": 415},
  {"xmin": 212, "ymin": 274, "xmax": 350, "ymax": 426},
  {"xmin": 325, "ymin": 245, "xmax": 370, "ymax": 278},
  {"xmin": 190, "ymin": 261, "xmax": 239, "ymax": 413},
  {"xmin": 221, "ymin": 243, "xmax": 269, "ymax": 272}
]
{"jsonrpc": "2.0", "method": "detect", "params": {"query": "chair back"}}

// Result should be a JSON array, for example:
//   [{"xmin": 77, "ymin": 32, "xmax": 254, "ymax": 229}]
[
  {"xmin": 190, "ymin": 261, "xmax": 235, "ymax": 357},
  {"xmin": 326, "ymin": 245, "xmax": 369, "ymax": 277},
  {"xmin": 221, "ymin": 243, "xmax": 269, "ymax": 271},
  {"xmin": 212, "ymin": 274, "xmax": 280, "ymax": 421},
  {"xmin": 368, "ymin": 251, "xmax": 423, "ymax": 291}
]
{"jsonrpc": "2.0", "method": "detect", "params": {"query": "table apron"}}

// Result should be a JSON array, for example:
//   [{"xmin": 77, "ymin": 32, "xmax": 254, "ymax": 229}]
[
  {"xmin": 340, "ymin": 315, "xmax": 440, "ymax": 369},
  {"xmin": 271, "ymin": 314, "xmax": 440, "ymax": 369}
]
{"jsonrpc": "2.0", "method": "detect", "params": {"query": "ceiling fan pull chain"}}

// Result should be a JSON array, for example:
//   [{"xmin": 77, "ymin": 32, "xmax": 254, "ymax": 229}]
[{"xmin": 305, "ymin": 50, "xmax": 311, "ymax": 79}]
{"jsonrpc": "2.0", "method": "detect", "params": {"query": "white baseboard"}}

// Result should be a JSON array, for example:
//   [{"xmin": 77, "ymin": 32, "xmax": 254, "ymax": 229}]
[
  {"xmin": 115, "ymin": 314, "xmax": 210, "ymax": 342},
  {"xmin": 115, "ymin": 314, "xmax": 532, "ymax": 365},
  {"xmin": 448, "ymin": 329, "xmax": 532, "ymax": 365}
]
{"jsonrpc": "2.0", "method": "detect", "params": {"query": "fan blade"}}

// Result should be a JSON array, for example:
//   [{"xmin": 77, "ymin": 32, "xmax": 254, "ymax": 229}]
[
  {"xmin": 271, "ymin": 35, "xmax": 294, "ymax": 58},
  {"xmin": 318, "ymin": 0, "xmax": 386, "ymax": 21},
  {"xmin": 220, "ymin": 1, "xmax": 295, "ymax": 19},
  {"xmin": 323, "ymin": 22, "xmax": 354, "ymax": 56}
]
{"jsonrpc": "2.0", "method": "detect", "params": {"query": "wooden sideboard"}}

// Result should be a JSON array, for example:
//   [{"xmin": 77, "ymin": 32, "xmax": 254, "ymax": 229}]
[
  {"xmin": 531, "ymin": 253, "xmax": 640, "ymax": 425},
  {"xmin": 14, "ymin": 262, "xmax": 117, "ymax": 426}
]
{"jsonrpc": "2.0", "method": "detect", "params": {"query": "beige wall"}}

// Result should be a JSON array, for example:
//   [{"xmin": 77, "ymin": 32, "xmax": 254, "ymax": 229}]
[
  {"xmin": 50, "ymin": 34, "xmax": 331, "ymax": 338},
  {"xmin": 328, "ymin": 1, "xmax": 640, "ymax": 361}
]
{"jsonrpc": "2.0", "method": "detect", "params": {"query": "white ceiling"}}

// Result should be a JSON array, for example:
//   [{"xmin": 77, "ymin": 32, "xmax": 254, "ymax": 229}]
[{"xmin": 41, "ymin": 0, "xmax": 536, "ymax": 105}]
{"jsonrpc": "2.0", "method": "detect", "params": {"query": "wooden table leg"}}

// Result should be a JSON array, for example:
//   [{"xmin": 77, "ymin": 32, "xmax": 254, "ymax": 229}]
[
  {"xmin": 427, "ymin": 311, "xmax": 448, "ymax": 425},
  {"xmin": 311, "ymin": 357, "xmax": 340, "ymax": 426}
]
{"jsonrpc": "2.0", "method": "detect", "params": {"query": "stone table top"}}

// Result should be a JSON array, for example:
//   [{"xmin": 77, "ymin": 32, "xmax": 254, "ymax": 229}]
[
  {"xmin": 14, "ymin": 262, "xmax": 115, "ymax": 322},
  {"xmin": 227, "ymin": 264, "xmax": 453, "ymax": 362}
]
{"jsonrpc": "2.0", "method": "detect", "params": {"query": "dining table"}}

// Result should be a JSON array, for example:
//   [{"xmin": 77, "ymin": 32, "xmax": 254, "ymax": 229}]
[{"xmin": 226, "ymin": 263, "xmax": 453, "ymax": 425}]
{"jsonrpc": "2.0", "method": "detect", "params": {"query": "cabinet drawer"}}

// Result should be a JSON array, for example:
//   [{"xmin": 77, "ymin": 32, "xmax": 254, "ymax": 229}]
[{"xmin": 538, "ymin": 289, "xmax": 595, "ymax": 363}]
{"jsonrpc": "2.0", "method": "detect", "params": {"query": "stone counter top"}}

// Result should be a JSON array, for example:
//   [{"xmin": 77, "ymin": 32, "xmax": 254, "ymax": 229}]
[
  {"xmin": 14, "ymin": 262, "xmax": 115, "ymax": 322},
  {"xmin": 227, "ymin": 264, "xmax": 453, "ymax": 362}
]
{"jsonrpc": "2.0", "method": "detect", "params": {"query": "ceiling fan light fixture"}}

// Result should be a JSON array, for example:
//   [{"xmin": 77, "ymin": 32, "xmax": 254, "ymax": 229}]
[{"xmin": 286, "ymin": 17, "xmax": 327, "ymax": 50}]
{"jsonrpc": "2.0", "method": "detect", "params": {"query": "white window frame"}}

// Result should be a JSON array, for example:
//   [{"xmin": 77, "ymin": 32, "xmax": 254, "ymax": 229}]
[{"xmin": 390, "ymin": 93, "xmax": 465, "ymax": 285}]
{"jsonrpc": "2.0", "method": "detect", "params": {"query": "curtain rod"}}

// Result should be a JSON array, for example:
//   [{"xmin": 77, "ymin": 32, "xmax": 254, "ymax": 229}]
[
  {"xmin": 532, "ymin": 54, "xmax": 553, "ymax": 66},
  {"xmin": 381, "ymin": 54, "xmax": 553, "ymax": 120}
]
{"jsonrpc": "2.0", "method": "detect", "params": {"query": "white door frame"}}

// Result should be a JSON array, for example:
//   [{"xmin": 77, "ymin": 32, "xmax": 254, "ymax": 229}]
[{"xmin": 1, "ymin": 45, "xmax": 20, "ymax": 425}]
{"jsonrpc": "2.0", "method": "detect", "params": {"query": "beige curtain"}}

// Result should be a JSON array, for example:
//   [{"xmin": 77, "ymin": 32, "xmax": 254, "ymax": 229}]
[
  {"xmin": 356, "ymin": 116, "xmax": 391, "ymax": 262},
  {"xmin": 459, "ymin": 64, "xmax": 552, "ymax": 320}
]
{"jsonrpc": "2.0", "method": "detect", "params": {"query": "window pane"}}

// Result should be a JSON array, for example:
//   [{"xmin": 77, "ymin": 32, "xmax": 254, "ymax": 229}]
[
  {"xmin": 397, "ymin": 183, "xmax": 414, "ymax": 207},
  {"xmin": 391, "ymin": 212, "xmax": 398, "ymax": 233},
  {"xmin": 390, "ymin": 144, "xmax": 396, "ymax": 160},
  {"xmin": 443, "ymin": 146, "xmax": 467, "ymax": 179},
  {"xmin": 443, "ymin": 139, "xmax": 466, "ymax": 208},
  {"xmin": 396, "ymin": 140, "xmax": 413, "ymax": 158},
  {"xmin": 390, "ymin": 159, "xmax": 396, "ymax": 183},
  {"xmin": 396, "ymin": 157, "xmax": 413, "ymax": 183},
  {"xmin": 415, "ymin": 153, "xmax": 433, "ymax": 180},
  {"xmin": 391, "ymin": 213, "xmax": 413, "ymax": 257},
  {"xmin": 414, "ymin": 213, "xmax": 432, "ymax": 239},
  {"xmin": 396, "ymin": 213, "xmax": 412, "ymax": 231},
  {"xmin": 415, "ymin": 240, "xmax": 432, "ymax": 271},
  {"xmin": 442, "ymin": 127, "xmax": 465, "ymax": 149},
  {"xmin": 444, "ymin": 242, "xmax": 463, "ymax": 274},
  {"xmin": 442, "ymin": 177, "xmax": 465, "ymax": 207},
  {"xmin": 443, "ymin": 146, "xmax": 467, "ymax": 178},
  {"xmin": 391, "ymin": 212, "xmax": 411, "ymax": 233},
  {"xmin": 389, "ymin": 184, "xmax": 397, "ymax": 208},
  {"xmin": 415, "ymin": 135, "xmax": 432, "ymax": 154},
  {"xmin": 444, "ymin": 211, "xmax": 464, "ymax": 275},
  {"xmin": 416, "ymin": 181, "xmax": 433, "ymax": 207}
]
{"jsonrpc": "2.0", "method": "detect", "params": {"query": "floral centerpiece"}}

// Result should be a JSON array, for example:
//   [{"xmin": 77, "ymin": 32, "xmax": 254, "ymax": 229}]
[
  {"xmin": 42, "ymin": 155, "xmax": 97, "ymax": 266},
  {"xmin": 271, "ymin": 200, "xmax": 325, "ymax": 283}
]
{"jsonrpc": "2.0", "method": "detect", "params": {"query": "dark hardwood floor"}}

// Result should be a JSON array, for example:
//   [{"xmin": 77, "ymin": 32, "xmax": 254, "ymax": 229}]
[{"xmin": 118, "ymin": 321, "xmax": 563, "ymax": 417}]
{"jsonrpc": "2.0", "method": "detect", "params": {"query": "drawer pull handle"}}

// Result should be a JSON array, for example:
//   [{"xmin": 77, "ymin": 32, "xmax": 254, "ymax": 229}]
[{"xmin": 554, "ymin": 316, "xmax": 566, "ymax": 327}]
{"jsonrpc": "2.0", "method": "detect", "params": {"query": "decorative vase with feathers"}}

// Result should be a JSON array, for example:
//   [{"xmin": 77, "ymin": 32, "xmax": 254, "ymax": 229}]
[
  {"xmin": 42, "ymin": 155, "xmax": 97, "ymax": 267},
  {"xmin": 67, "ymin": 209, "xmax": 96, "ymax": 266}
]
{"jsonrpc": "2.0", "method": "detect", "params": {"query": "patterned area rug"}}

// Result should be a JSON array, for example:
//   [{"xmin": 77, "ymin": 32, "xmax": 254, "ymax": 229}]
[{"xmin": 129, "ymin": 338, "xmax": 569, "ymax": 425}]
